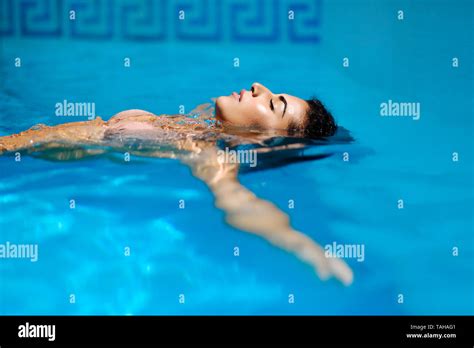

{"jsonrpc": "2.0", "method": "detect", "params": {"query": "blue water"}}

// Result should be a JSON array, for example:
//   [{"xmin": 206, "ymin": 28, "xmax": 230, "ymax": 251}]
[{"xmin": 0, "ymin": 0, "xmax": 473, "ymax": 315}]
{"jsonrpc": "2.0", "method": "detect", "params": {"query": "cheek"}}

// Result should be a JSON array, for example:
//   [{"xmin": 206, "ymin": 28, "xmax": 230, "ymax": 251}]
[
  {"xmin": 237, "ymin": 102, "xmax": 271, "ymax": 127},
  {"xmin": 251, "ymin": 103, "xmax": 273, "ymax": 127},
  {"xmin": 239, "ymin": 102, "xmax": 263, "ymax": 121},
  {"xmin": 242, "ymin": 100, "xmax": 267, "ymax": 118},
  {"xmin": 256, "ymin": 103, "xmax": 267, "ymax": 115}
]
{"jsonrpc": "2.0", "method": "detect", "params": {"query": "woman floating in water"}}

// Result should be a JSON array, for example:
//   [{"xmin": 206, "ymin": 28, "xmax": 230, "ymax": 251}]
[{"xmin": 0, "ymin": 82, "xmax": 353, "ymax": 285}]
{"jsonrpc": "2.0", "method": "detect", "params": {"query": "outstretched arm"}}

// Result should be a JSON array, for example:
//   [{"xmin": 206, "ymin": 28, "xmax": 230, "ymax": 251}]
[
  {"xmin": 0, "ymin": 110, "xmax": 157, "ymax": 157},
  {"xmin": 184, "ymin": 147, "xmax": 353, "ymax": 285},
  {"xmin": 0, "ymin": 118, "xmax": 108, "ymax": 155}
]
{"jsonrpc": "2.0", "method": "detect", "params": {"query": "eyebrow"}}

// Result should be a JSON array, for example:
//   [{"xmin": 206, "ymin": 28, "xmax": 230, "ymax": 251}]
[{"xmin": 280, "ymin": 96, "xmax": 287, "ymax": 118}]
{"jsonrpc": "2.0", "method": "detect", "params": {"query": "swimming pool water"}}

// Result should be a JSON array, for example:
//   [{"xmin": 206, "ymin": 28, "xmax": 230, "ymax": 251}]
[{"xmin": 0, "ymin": 0, "xmax": 473, "ymax": 315}]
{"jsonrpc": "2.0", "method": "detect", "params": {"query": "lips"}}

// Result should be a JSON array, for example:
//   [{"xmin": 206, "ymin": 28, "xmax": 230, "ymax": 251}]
[
  {"xmin": 239, "ymin": 89, "xmax": 245, "ymax": 102},
  {"xmin": 231, "ymin": 89, "xmax": 246, "ymax": 102}
]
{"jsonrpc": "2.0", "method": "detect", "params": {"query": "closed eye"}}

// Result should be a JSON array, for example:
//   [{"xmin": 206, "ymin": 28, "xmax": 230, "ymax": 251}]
[
  {"xmin": 280, "ymin": 96, "xmax": 287, "ymax": 118},
  {"xmin": 270, "ymin": 99, "xmax": 274, "ymax": 111}
]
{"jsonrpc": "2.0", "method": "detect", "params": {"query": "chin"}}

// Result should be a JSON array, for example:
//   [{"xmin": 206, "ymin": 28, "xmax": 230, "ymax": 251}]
[{"xmin": 215, "ymin": 96, "xmax": 227, "ymax": 121}]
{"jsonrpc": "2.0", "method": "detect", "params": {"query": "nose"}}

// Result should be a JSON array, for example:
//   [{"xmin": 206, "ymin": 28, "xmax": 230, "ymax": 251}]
[{"xmin": 251, "ymin": 82, "xmax": 272, "ymax": 97}]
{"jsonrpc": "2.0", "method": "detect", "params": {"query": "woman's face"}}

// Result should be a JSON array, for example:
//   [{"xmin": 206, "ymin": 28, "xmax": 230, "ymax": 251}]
[{"xmin": 215, "ymin": 82, "xmax": 308, "ymax": 130}]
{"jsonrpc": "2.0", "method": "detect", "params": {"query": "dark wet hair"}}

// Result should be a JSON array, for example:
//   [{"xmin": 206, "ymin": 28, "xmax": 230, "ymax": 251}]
[{"xmin": 298, "ymin": 98, "xmax": 337, "ymax": 138}]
